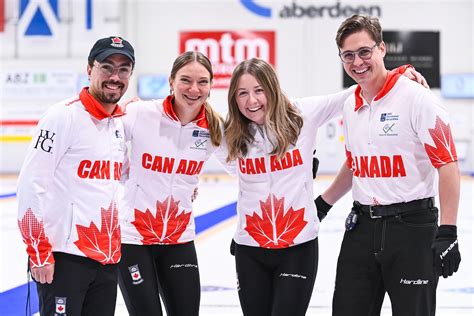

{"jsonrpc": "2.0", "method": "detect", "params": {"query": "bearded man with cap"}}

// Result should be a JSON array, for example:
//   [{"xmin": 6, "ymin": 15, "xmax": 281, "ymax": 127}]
[{"xmin": 17, "ymin": 36, "xmax": 135, "ymax": 315}]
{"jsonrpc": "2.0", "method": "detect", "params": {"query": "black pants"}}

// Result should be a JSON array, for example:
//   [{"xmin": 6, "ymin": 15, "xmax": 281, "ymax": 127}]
[
  {"xmin": 235, "ymin": 238, "xmax": 318, "ymax": 316},
  {"xmin": 118, "ymin": 242, "xmax": 200, "ymax": 316},
  {"xmin": 332, "ymin": 207, "xmax": 439, "ymax": 316},
  {"xmin": 35, "ymin": 252, "xmax": 118, "ymax": 316}
]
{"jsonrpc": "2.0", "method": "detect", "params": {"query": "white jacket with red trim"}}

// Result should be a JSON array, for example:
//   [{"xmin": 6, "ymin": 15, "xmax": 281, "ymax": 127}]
[
  {"xmin": 343, "ymin": 73, "xmax": 458, "ymax": 205},
  {"xmin": 17, "ymin": 87, "xmax": 126, "ymax": 267},
  {"xmin": 233, "ymin": 89, "xmax": 354, "ymax": 249},
  {"xmin": 120, "ymin": 96, "xmax": 231, "ymax": 245}
]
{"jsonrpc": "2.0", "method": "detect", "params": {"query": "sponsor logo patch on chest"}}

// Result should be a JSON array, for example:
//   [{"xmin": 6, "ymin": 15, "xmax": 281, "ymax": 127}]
[
  {"xmin": 379, "ymin": 122, "xmax": 398, "ymax": 136},
  {"xmin": 190, "ymin": 138, "xmax": 208, "ymax": 150},
  {"xmin": 191, "ymin": 130, "xmax": 209, "ymax": 150},
  {"xmin": 380, "ymin": 113, "xmax": 399, "ymax": 122},
  {"xmin": 192, "ymin": 130, "xmax": 210, "ymax": 138},
  {"xmin": 379, "ymin": 113, "xmax": 400, "ymax": 137}
]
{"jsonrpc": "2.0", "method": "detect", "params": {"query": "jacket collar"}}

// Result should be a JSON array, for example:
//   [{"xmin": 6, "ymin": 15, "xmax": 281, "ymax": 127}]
[
  {"xmin": 79, "ymin": 87, "xmax": 124, "ymax": 119},
  {"xmin": 354, "ymin": 70, "xmax": 402, "ymax": 111},
  {"xmin": 162, "ymin": 95, "xmax": 208, "ymax": 129}
]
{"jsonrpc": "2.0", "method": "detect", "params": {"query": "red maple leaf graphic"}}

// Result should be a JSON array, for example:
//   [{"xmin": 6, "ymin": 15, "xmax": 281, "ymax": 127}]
[
  {"xmin": 245, "ymin": 194, "xmax": 308, "ymax": 249},
  {"xmin": 424, "ymin": 116, "xmax": 457, "ymax": 168},
  {"xmin": 18, "ymin": 209, "xmax": 54, "ymax": 267},
  {"xmin": 132, "ymin": 196, "xmax": 191, "ymax": 245},
  {"xmin": 74, "ymin": 202, "xmax": 121, "ymax": 264},
  {"xmin": 111, "ymin": 37, "xmax": 122, "ymax": 44}
]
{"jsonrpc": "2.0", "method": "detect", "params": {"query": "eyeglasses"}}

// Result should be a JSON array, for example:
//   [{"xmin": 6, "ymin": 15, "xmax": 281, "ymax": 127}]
[
  {"xmin": 94, "ymin": 62, "xmax": 132, "ymax": 79},
  {"xmin": 339, "ymin": 43, "xmax": 379, "ymax": 64}
]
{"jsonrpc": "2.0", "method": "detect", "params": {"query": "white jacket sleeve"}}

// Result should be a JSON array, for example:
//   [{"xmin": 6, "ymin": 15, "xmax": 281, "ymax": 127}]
[
  {"xmin": 212, "ymin": 134, "xmax": 237, "ymax": 176},
  {"xmin": 17, "ymin": 105, "xmax": 72, "ymax": 267},
  {"xmin": 293, "ymin": 86, "xmax": 356, "ymax": 127},
  {"xmin": 121, "ymin": 99, "xmax": 144, "ymax": 142},
  {"xmin": 411, "ymin": 85, "xmax": 458, "ymax": 168}
]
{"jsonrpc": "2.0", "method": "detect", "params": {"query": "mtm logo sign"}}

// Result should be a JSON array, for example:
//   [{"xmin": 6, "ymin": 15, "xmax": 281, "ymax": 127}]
[{"xmin": 180, "ymin": 31, "xmax": 276, "ymax": 88}]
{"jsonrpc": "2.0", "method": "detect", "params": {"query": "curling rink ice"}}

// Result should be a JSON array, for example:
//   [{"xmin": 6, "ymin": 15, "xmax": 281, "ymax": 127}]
[{"xmin": 1, "ymin": 174, "xmax": 473, "ymax": 315}]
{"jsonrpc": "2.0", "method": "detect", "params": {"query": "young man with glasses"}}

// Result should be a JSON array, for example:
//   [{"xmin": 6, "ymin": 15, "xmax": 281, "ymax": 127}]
[
  {"xmin": 315, "ymin": 15, "xmax": 461, "ymax": 315},
  {"xmin": 17, "ymin": 36, "xmax": 135, "ymax": 315}
]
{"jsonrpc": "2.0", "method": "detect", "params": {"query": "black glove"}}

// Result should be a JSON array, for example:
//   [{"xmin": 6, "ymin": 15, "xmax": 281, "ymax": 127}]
[
  {"xmin": 230, "ymin": 239, "xmax": 236, "ymax": 256},
  {"xmin": 314, "ymin": 195, "xmax": 332, "ymax": 221},
  {"xmin": 312, "ymin": 150, "xmax": 319, "ymax": 179},
  {"xmin": 432, "ymin": 225, "xmax": 461, "ymax": 278}
]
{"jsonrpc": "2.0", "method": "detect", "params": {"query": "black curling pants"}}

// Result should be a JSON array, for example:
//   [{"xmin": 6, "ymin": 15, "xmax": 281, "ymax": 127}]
[
  {"xmin": 332, "ymin": 208, "xmax": 439, "ymax": 316},
  {"xmin": 118, "ymin": 242, "xmax": 200, "ymax": 316},
  {"xmin": 235, "ymin": 238, "xmax": 318, "ymax": 316}
]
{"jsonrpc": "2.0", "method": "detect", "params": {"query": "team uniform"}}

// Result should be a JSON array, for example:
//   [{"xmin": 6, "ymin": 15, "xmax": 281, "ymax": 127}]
[
  {"xmin": 17, "ymin": 87, "xmax": 126, "ymax": 315},
  {"xmin": 232, "ymin": 88, "xmax": 354, "ymax": 316},
  {"xmin": 333, "ymin": 73, "xmax": 458, "ymax": 315},
  {"xmin": 118, "ymin": 95, "xmax": 231, "ymax": 315}
]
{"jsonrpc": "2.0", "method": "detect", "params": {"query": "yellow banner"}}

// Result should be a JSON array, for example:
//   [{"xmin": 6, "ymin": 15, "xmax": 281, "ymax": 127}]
[{"xmin": 0, "ymin": 135, "xmax": 32, "ymax": 143}]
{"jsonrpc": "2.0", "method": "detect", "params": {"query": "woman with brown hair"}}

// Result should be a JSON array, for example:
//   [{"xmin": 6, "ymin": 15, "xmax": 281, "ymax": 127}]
[{"xmin": 117, "ymin": 51, "xmax": 229, "ymax": 316}]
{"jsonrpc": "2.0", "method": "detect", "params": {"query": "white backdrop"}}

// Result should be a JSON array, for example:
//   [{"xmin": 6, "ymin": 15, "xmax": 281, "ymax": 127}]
[{"xmin": 1, "ymin": 0, "xmax": 473, "ymax": 173}]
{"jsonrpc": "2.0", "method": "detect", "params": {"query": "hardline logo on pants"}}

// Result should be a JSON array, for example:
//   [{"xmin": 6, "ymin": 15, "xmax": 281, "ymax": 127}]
[
  {"xmin": 400, "ymin": 278, "xmax": 429, "ymax": 285},
  {"xmin": 279, "ymin": 272, "xmax": 307, "ymax": 279},
  {"xmin": 169, "ymin": 263, "xmax": 198, "ymax": 269}
]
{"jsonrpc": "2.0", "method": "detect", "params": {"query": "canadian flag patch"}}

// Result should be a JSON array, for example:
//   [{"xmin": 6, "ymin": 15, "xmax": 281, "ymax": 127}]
[
  {"xmin": 55, "ymin": 297, "xmax": 66, "ymax": 314},
  {"xmin": 128, "ymin": 264, "xmax": 144, "ymax": 285}
]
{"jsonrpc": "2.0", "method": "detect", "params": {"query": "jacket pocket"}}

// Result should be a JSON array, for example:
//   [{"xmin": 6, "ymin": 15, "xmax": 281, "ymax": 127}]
[
  {"xmin": 122, "ymin": 183, "xmax": 142, "ymax": 224},
  {"xmin": 66, "ymin": 203, "xmax": 75, "ymax": 242},
  {"xmin": 396, "ymin": 207, "xmax": 438, "ymax": 228}
]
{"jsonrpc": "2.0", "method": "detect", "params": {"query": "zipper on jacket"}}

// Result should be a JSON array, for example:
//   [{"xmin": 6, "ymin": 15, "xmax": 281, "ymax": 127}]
[
  {"xmin": 367, "ymin": 103, "xmax": 373, "ymax": 145},
  {"xmin": 161, "ymin": 123, "xmax": 184, "ymax": 241},
  {"xmin": 261, "ymin": 126, "xmax": 277, "ymax": 246},
  {"xmin": 129, "ymin": 183, "xmax": 141, "ymax": 223}
]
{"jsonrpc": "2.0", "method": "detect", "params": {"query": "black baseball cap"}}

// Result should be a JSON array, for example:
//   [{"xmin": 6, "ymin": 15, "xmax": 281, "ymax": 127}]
[{"xmin": 88, "ymin": 36, "xmax": 135, "ymax": 65}]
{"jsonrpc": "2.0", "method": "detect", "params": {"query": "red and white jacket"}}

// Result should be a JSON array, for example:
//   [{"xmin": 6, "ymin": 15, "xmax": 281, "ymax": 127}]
[
  {"xmin": 120, "ymin": 96, "xmax": 231, "ymax": 245},
  {"xmin": 233, "ymin": 89, "xmax": 354, "ymax": 249},
  {"xmin": 17, "ymin": 87, "xmax": 125, "ymax": 267},
  {"xmin": 343, "ymin": 73, "xmax": 458, "ymax": 205}
]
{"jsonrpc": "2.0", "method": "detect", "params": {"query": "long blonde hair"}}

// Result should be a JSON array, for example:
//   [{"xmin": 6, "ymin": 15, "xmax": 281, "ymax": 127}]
[
  {"xmin": 224, "ymin": 58, "xmax": 303, "ymax": 161},
  {"xmin": 170, "ymin": 51, "xmax": 223, "ymax": 146}
]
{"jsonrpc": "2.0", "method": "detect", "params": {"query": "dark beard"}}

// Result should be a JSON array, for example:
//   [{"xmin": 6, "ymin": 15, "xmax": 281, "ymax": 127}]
[
  {"xmin": 99, "ymin": 92, "xmax": 122, "ymax": 104},
  {"xmin": 97, "ymin": 86, "xmax": 123, "ymax": 104}
]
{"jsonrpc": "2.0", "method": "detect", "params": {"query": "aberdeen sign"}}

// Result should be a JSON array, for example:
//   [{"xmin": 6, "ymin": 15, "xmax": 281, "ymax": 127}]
[{"xmin": 240, "ymin": 0, "xmax": 381, "ymax": 19}]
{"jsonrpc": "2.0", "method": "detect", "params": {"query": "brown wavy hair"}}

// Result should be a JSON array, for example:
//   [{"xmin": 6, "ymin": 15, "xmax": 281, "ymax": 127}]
[
  {"xmin": 170, "ymin": 51, "xmax": 223, "ymax": 146},
  {"xmin": 224, "ymin": 58, "xmax": 303, "ymax": 161},
  {"xmin": 336, "ymin": 14, "xmax": 382, "ymax": 48}
]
